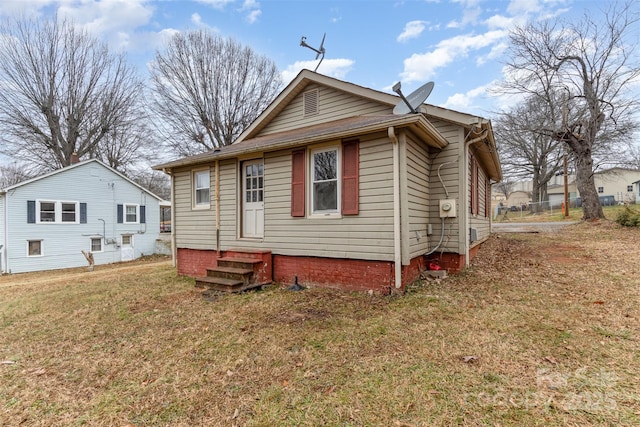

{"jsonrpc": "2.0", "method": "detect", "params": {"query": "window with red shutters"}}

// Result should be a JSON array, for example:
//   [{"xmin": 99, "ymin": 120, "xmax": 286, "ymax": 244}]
[
  {"xmin": 291, "ymin": 149, "xmax": 306, "ymax": 217},
  {"xmin": 341, "ymin": 139, "xmax": 359, "ymax": 215}
]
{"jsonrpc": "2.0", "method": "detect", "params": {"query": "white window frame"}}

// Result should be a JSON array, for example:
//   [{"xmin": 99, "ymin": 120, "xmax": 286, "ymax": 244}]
[
  {"xmin": 36, "ymin": 200, "xmax": 79, "ymax": 224},
  {"xmin": 597, "ymin": 186, "xmax": 604, "ymax": 194},
  {"xmin": 37, "ymin": 200, "xmax": 56, "ymax": 223},
  {"xmin": 193, "ymin": 169, "xmax": 211, "ymax": 209},
  {"xmin": 90, "ymin": 237, "xmax": 103, "ymax": 253},
  {"xmin": 27, "ymin": 240, "xmax": 43, "ymax": 257},
  {"xmin": 60, "ymin": 201, "xmax": 79, "ymax": 223},
  {"xmin": 123, "ymin": 203, "xmax": 139, "ymax": 224},
  {"xmin": 310, "ymin": 146, "xmax": 341, "ymax": 217},
  {"xmin": 627, "ymin": 185, "xmax": 633, "ymax": 192}
]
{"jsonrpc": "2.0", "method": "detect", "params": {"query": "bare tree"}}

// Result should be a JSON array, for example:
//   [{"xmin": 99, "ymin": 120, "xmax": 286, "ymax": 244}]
[
  {"xmin": 499, "ymin": 1, "xmax": 640, "ymax": 220},
  {"xmin": 0, "ymin": 161, "xmax": 38, "ymax": 188},
  {"xmin": 494, "ymin": 95, "xmax": 565, "ymax": 213},
  {"xmin": 150, "ymin": 30, "xmax": 284, "ymax": 156},
  {"xmin": 0, "ymin": 16, "xmax": 147, "ymax": 170}
]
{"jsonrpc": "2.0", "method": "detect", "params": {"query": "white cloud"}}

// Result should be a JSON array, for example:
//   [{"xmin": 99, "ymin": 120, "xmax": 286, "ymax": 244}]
[
  {"xmin": 196, "ymin": 0, "xmax": 234, "ymax": 10},
  {"xmin": 397, "ymin": 20, "xmax": 427, "ymax": 43},
  {"xmin": 191, "ymin": 13, "xmax": 203, "ymax": 26},
  {"xmin": 281, "ymin": 58, "xmax": 354, "ymax": 84},
  {"xmin": 441, "ymin": 82, "xmax": 493, "ymax": 112},
  {"xmin": 0, "ymin": 0, "xmax": 52, "ymax": 17},
  {"xmin": 240, "ymin": 0, "xmax": 261, "ymax": 24},
  {"xmin": 57, "ymin": 0, "xmax": 155, "ymax": 51},
  {"xmin": 447, "ymin": 0, "xmax": 483, "ymax": 28},
  {"xmin": 400, "ymin": 30, "xmax": 507, "ymax": 83}
]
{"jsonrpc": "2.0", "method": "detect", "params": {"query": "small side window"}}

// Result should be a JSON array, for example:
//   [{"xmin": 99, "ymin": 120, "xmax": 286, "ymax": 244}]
[
  {"xmin": 28, "ymin": 240, "xmax": 42, "ymax": 257},
  {"xmin": 90, "ymin": 237, "xmax": 103, "ymax": 253}
]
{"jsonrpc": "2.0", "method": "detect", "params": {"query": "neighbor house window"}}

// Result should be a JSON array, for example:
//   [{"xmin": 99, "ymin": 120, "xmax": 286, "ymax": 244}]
[
  {"xmin": 90, "ymin": 237, "xmax": 103, "ymax": 252},
  {"xmin": 33, "ymin": 200, "xmax": 80, "ymax": 224},
  {"xmin": 121, "ymin": 235, "xmax": 132, "ymax": 246},
  {"xmin": 311, "ymin": 147, "xmax": 339, "ymax": 214},
  {"xmin": 598, "ymin": 187, "xmax": 604, "ymax": 193},
  {"xmin": 27, "ymin": 240, "xmax": 42, "ymax": 256},
  {"xmin": 61, "ymin": 202, "xmax": 78, "ymax": 222},
  {"xmin": 124, "ymin": 204, "xmax": 138, "ymax": 223},
  {"xmin": 627, "ymin": 185, "xmax": 633, "ymax": 192},
  {"xmin": 39, "ymin": 201, "xmax": 56, "ymax": 222},
  {"xmin": 193, "ymin": 169, "xmax": 210, "ymax": 208}
]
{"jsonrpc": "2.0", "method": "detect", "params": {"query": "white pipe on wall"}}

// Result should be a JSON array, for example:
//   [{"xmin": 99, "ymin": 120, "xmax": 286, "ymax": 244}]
[{"xmin": 388, "ymin": 127, "xmax": 402, "ymax": 289}]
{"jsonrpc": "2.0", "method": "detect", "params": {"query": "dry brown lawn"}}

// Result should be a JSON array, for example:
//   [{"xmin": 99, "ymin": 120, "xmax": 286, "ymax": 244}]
[{"xmin": 1, "ymin": 222, "xmax": 639, "ymax": 426}]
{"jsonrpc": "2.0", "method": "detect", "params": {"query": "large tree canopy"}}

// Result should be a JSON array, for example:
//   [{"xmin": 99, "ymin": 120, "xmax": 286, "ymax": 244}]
[
  {"xmin": 499, "ymin": 1, "xmax": 640, "ymax": 220},
  {"xmin": 0, "ymin": 16, "xmax": 147, "ymax": 171},
  {"xmin": 150, "ymin": 30, "xmax": 284, "ymax": 156}
]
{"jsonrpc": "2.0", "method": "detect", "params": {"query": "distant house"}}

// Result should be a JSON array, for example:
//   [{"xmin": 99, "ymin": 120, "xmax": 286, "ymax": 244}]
[
  {"xmin": 0, "ymin": 159, "xmax": 164, "ymax": 274},
  {"xmin": 154, "ymin": 70, "xmax": 501, "ymax": 293},
  {"xmin": 592, "ymin": 168, "xmax": 640, "ymax": 204}
]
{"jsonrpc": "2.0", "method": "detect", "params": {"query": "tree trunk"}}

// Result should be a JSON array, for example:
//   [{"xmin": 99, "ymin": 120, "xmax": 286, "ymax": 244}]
[{"xmin": 574, "ymin": 151, "xmax": 605, "ymax": 220}]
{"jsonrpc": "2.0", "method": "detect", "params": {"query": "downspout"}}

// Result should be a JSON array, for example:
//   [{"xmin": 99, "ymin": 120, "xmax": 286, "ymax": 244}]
[
  {"xmin": 388, "ymin": 127, "xmax": 402, "ymax": 289},
  {"xmin": 464, "ymin": 122, "xmax": 489, "ymax": 268},
  {"xmin": 164, "ymin": 168, "xmax": 177, "ymax": 268},
  {"xmin": 2, "ymin": 191, "xmax": 7, "ymax": 273},
  {"xmin": 215, "ymin": 160, "xmax": 221, "ymax": 255}
]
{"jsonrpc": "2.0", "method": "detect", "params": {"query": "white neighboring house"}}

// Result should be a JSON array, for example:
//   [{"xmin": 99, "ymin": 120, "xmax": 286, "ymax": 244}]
[{"xmin": 0, "ymin": 159, "xmax": 163, "ymax": 274}]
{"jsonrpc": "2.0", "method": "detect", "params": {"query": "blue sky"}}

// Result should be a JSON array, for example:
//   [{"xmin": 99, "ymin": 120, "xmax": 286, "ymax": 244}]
[{"xmin": 0, "ymin": 0, "xmax": 625, "ymax": 119}]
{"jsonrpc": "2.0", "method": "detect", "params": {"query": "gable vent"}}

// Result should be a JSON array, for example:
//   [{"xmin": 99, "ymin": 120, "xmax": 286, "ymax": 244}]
[{"xmin": 303, "ymin": 89, "xmax": 319, "ymax": 116}]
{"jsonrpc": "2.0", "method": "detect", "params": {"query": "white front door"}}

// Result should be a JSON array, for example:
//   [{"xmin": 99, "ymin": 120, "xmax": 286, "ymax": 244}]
[{"xmin": 242, "ymin": 160, "xmax": 264, "ymax": 238}]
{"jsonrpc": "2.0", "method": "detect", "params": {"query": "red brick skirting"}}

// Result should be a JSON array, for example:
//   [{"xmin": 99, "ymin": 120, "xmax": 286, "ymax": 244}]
[{"xmin": 176, "ymin": 248, "xmax": 469, "ymax": 293}]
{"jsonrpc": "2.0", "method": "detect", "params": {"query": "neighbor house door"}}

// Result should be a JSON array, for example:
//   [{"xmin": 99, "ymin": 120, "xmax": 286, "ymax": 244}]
[{"xmin": 242, "ymin": 160, "xmax": 264, "ymax": 238}]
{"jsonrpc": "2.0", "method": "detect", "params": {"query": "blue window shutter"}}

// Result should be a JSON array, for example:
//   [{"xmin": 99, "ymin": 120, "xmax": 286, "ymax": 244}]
[
  {"xmin": 140, "ymin": 205, "xmax": 146, "ymax": 224},
  {"xmin": 117, "ymin": 204, "xmax": 123, "ymax": 223},
  {"xmin": 80, "ymin": 203, "xmax": 87, "ymax": 224},
  {"xmin": 27, "ymin": 200, "xmax": 36, "ymax": 223}
]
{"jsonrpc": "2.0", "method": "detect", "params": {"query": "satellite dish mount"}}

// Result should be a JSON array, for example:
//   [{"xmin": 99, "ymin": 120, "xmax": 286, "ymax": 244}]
[
  {"xmin": 300, "ymin": 33, "xmax": 326, "ymax": 72},
  {"xmin": 392, "ymin": 81, "xmax": 435, "ymax": 115}
]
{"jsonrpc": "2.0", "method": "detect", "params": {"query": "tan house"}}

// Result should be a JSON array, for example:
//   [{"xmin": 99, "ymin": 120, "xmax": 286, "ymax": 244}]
[{"xmin": 155, "ymin": 70, "xmax": 501, "ymax": 293}]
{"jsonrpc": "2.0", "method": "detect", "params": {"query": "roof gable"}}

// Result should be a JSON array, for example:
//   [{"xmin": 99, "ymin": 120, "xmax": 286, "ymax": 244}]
[{"xmin": 2, "ymin": 159, "xmax": 163, "ymax": 201}]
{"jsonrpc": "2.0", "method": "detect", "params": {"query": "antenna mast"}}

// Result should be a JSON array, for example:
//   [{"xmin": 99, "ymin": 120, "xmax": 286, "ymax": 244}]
[{"xmin": 300, "ymin": 33, "xmax": 326, "ymax": 72}]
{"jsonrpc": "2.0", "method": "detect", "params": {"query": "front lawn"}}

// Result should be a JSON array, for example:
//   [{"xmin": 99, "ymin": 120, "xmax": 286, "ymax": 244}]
[{"xmin": 1, "ymin": 222, "xmax": 639, "ymax": 426}]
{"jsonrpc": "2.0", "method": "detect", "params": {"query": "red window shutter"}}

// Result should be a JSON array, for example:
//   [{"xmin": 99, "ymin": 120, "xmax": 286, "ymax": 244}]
[
  {"xmin": 485, "ymin": 178, "xmax": 491, "ymax": 218},
  {"xmin": 342, "ymin": 140, "xmax": 359, "ymax": 215},
  {"xmin": 469, "ymin": 156, "xmax": 475, "ymax": 215},
  {"xmin": 291, "ymin": 149, "xmax": 306, "ymax": 217}
]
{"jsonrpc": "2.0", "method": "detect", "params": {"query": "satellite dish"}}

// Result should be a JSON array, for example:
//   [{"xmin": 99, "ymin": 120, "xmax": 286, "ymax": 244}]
[
  {"xmin": 300, "ymin": 33, "xmax": 326, "ymax": 72},
  {"xmin": 392, "ymin": 81, "xmax": 434, "ymax": 114}
]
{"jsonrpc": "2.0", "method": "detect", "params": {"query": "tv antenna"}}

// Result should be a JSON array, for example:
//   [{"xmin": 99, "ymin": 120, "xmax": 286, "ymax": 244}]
[
  {"xmin": 300, "ymin": 32, "xmax": 326, "ymax": 72},
  {"xmin": 392, "ymin": 81, "xmax": 435, "ymax": 114}
]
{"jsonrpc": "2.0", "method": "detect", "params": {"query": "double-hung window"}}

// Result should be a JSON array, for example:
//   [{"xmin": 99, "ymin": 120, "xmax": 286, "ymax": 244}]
[
  {"xmin": 193, "ymin": 169, "xmax": 210, "ymax": 208},
  {"xmin": 125, "ymin": 204, "xmax": 138, "ymax": 223},
  {"xmin": 311, "ymin": 147, "xmax": 339, "ymax": 214},
  {"xmin": 34, "ymin": 200, "xmax": 80, "ymax": 223},
  {"xmin": 39, "ymin": 201, "xmax": 56, "ymax": 222}
]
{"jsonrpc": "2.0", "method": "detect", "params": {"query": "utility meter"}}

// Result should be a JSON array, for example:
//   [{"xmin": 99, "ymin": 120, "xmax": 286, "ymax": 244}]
[{"xmin": 439, "ymin": 199, "xmax": 457, "ymax": 218}]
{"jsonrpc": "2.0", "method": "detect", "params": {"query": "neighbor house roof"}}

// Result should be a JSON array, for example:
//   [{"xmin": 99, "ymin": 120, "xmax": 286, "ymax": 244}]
[{"xmin": 1, "ymin": 159, "xmax": 163, "ymax": 201}]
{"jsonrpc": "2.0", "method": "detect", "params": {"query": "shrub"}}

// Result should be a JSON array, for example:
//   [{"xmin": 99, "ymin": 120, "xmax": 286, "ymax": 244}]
[{"xmin": 615, "ymin": 205, "xmax": 640, "ymax": 227}]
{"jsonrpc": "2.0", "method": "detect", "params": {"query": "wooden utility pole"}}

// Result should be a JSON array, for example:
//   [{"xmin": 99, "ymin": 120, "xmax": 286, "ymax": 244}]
[{"xmin": 563, "ymin": 150, "xmax": 569, "ymax": 217}]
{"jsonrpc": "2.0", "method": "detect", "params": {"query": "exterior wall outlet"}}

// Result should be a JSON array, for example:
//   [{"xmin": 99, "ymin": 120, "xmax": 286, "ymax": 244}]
[{"xmin": 439, "ymin": 199, "xmax": 457, "ymax": 218}]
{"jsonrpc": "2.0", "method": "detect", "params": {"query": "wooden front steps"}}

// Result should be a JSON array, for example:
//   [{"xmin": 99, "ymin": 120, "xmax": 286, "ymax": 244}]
[{"xmin": 195, "ymin": 250, "xmax": 272, "ymax": 293}]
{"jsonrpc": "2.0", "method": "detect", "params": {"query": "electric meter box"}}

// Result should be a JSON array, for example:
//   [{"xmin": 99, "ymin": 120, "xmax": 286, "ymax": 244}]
[{"xmin": 439, "ymin": 199, "xmax": 457, "ymax": 218}]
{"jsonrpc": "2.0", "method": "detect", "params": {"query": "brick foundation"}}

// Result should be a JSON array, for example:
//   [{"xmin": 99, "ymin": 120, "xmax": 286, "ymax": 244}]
[{"xmin": 177, "ymin": 247, "xmax": 476, "ymax": 293}]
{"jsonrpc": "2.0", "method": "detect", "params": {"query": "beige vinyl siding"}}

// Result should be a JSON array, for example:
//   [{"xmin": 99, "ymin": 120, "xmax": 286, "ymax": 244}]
[
  {"xmin": 470, "ymin": 162, "xmax": 491, "ymax": 246},
  {"xmin": 259, "ymin": 83, "xmax": 393, "ymax": 136},
  {"xmin": 428, "ymin": 119, "xmax": 463, "ymax": 254},
  {"xmin": 173, "ymin": 167, "xmax": 217, "ymax": 249},
  {"xmin": 406, "ymin": 134, "xmax": 432, "ymax": 259},
  {"xmin": 218, "ymin": 159, "xmax": 239, "ymax": 243},
  {"xmin": 220, "ymin": 137, "xmax": 396, "ymax": 261}
]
